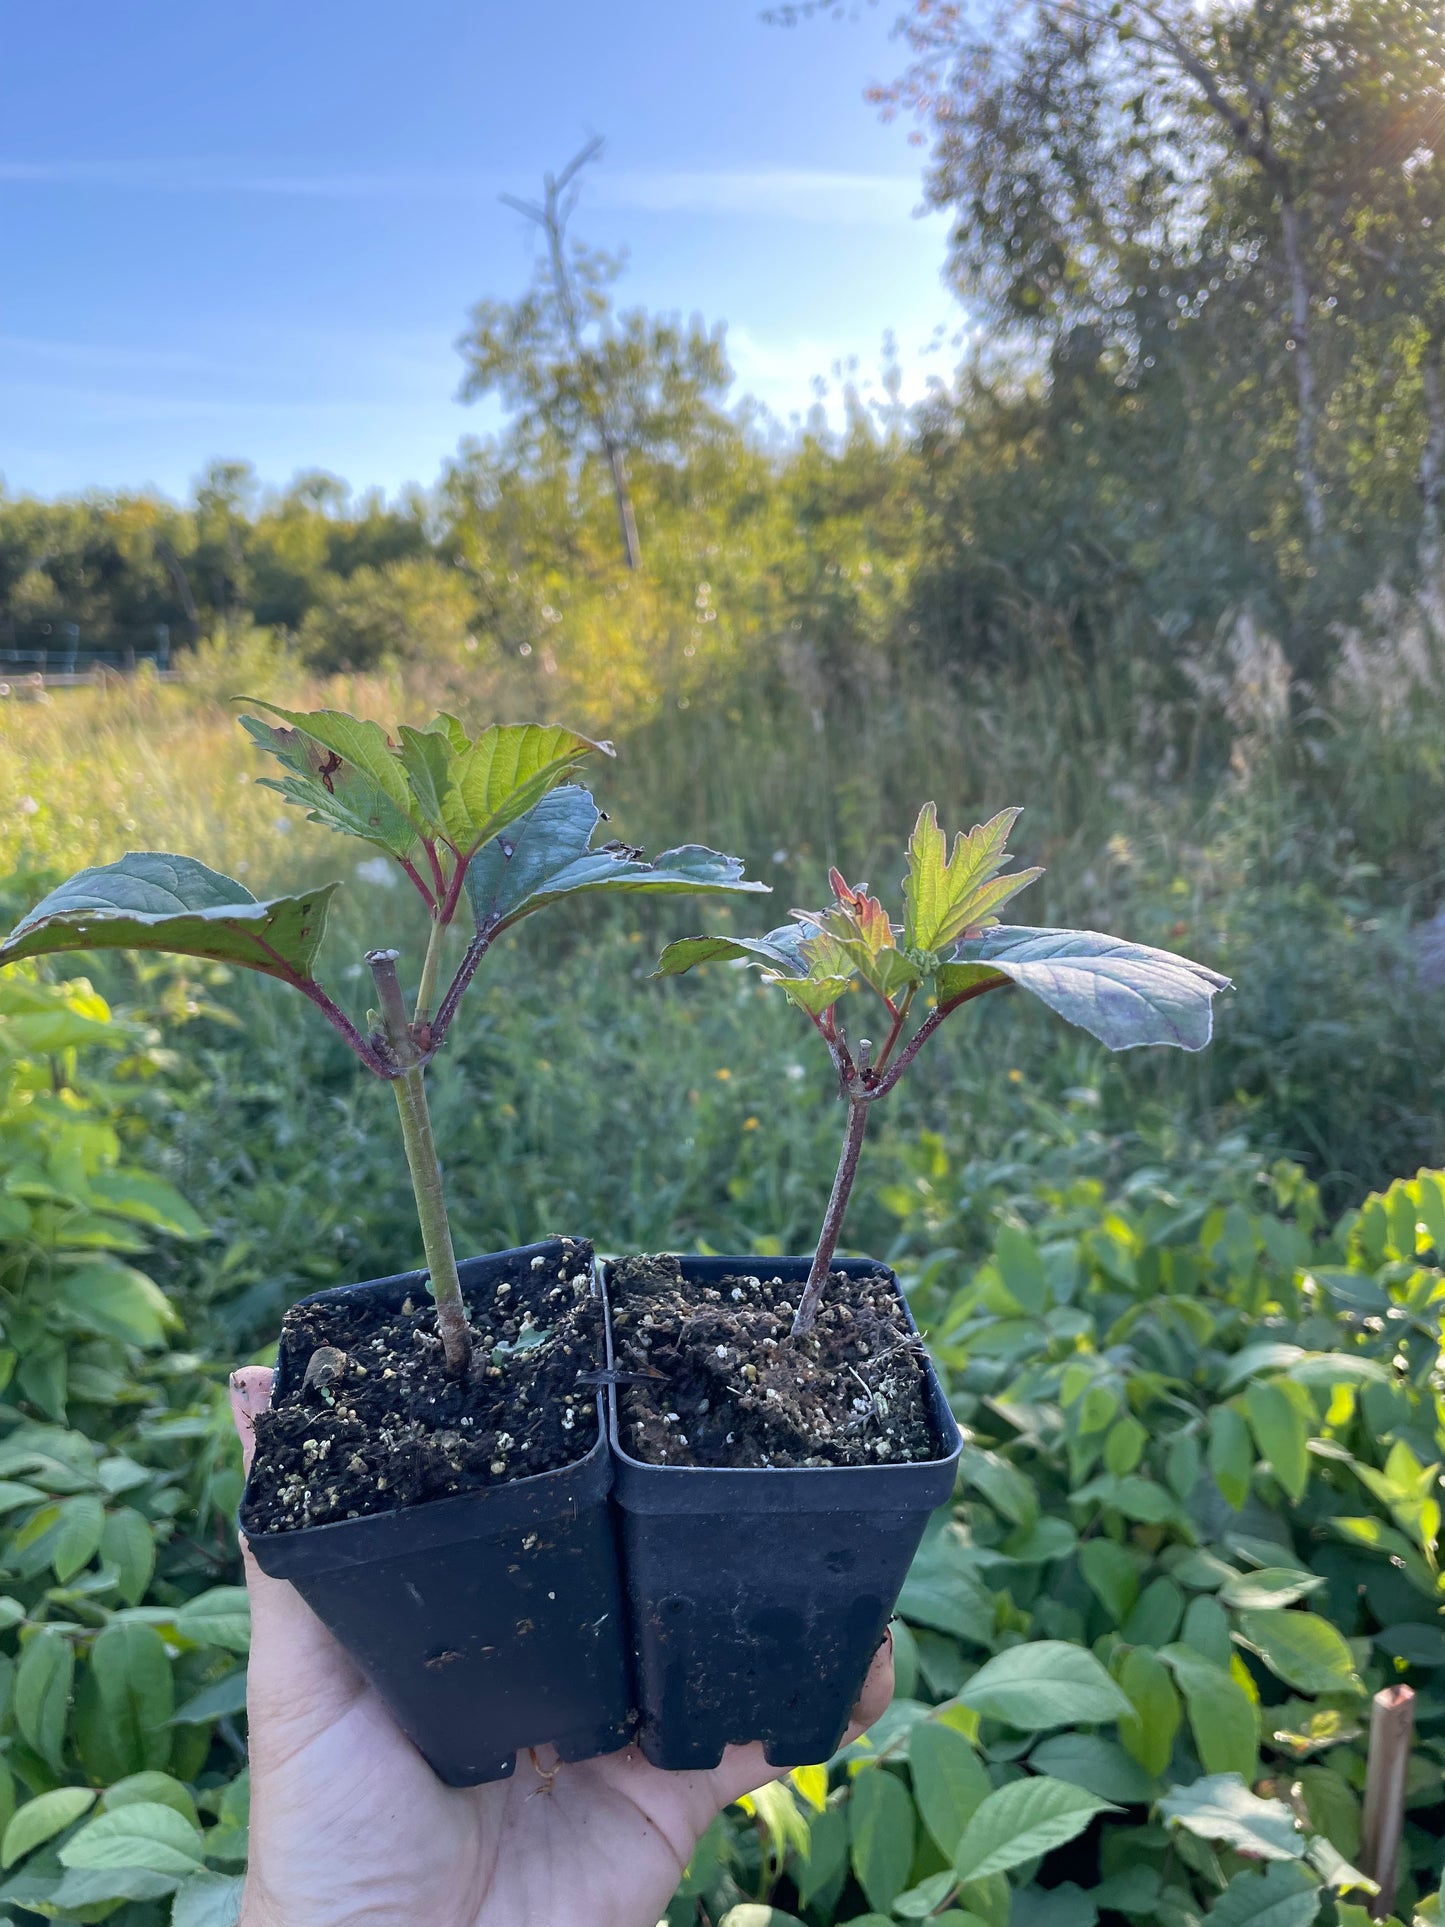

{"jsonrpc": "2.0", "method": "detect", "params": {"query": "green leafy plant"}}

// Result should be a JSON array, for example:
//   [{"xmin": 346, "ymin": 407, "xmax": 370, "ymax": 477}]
[
  {"xmin": 658, "ymin": 804, "xmax": 1227, "ymax": 1333},
  {"xmin": 0, "ymin": 967, "xmax": 252, "ymax": 1926},
  {"xmin": 664, "ymin": 1149, "xmax": 1445, "ymax": 1927},
  {"xmin": 0, "ymin": 706, "xmax": 765, "ymax": 1375}
]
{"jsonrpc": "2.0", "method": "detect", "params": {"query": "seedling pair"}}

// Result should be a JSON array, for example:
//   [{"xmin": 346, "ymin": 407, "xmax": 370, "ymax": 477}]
[{"xmin": 0, "ymin": 712, "xmax": 1226, "ymax": 1370}]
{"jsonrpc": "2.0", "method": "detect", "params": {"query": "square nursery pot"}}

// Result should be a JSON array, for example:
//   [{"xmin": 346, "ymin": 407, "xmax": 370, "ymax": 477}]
[
  {"xmin": 602, "ymin": 1253, "xmax": 961, "ymax": 1770},
  {"xmin": 239, "ymin": 1236, "xmax": 635, "ymax": 1786}
]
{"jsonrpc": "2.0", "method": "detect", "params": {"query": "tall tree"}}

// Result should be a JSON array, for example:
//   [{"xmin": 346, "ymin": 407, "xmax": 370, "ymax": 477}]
[
  {"xmin": 456, "ymin": 139, "xmax": 733, "ymax": 571},
  {"xmin": 879, "ymin": 0, "xmax": 1445, "ymax": 565}
]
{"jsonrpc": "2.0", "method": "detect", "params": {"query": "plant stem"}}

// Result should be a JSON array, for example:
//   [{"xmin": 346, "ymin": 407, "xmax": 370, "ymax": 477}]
[
  {"xmin": 791, "ymin": 1096, "xmax": 871, "ymax": 1339},
  {"xmin": 389, "ymin": 1065, "xmax": 471, "ymax": 1374},
  {"xmin": 367, "ymin": 949, "xmax": 470, "ymax": 1374}
]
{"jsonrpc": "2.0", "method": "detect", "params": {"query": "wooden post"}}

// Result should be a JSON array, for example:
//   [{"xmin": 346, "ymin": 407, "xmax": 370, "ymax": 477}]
[{"xmin": 1361, "ymin": 1683, "xmax": 1414, "ymax": 1920}]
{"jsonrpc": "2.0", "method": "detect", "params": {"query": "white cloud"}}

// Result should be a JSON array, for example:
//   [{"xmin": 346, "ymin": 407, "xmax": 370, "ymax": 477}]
[{"xmin": 0, "ymin": 157, "xmax": 939, "ymax": 227}]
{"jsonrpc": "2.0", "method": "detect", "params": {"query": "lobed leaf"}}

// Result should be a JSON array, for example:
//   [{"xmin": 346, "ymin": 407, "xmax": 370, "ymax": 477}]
[
  {"xmin": 239, "ymin": 705, "xmax": 422, "ymax": 862},
  {"xmin": 0, "ymin": 853, "xmax": 337, "ymax": 986},
  {"xmin": 946, "ymin": 926, "xmax": 1229, "ymax": 1051},
  {"xmin": 403, "ymin": 719, "xmax": 608, "ymax": 856},
  {"xmin": 466, "ymin": 786, "xmax": 766, "ymax": 935},
  {"xmin": 904, "ymin": 804, "xmax": 1043, "ymax": 952}
]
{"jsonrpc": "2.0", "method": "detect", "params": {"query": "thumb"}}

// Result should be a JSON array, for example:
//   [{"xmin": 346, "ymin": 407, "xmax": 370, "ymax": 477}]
[{"xmin": 230, "ymin": 1367, "xmax": 368, "ymax": 1741}]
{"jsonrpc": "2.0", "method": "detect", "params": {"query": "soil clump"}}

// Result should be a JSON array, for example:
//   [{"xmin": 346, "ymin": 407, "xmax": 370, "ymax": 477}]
[
  {"xmin": 246, "ymin": 1237, "xmax": 601, "ymax": 1531},
  {"xmin": 608, "ymin": 1255, "xmax": 944, "ymax": 1469}
]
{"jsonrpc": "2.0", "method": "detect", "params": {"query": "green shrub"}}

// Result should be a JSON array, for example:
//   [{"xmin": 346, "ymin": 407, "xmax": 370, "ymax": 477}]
[
  {"xmin": 675, "ymin": 1150, "xmax": 1445, "ymax": 1927},
  {"xmin": 0, "ymin": 970, "xmax": 248, "ymax": 1926}
]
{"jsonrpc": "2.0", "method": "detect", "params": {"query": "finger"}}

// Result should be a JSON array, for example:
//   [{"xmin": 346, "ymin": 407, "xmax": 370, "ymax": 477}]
[
  {"xmin": 705, "ymin": 1629, "xmax": 896, "ymax": 1809},
  {"xmin": 228, "ymin": 1368, "xmax": 368, "ymax": 1739}
]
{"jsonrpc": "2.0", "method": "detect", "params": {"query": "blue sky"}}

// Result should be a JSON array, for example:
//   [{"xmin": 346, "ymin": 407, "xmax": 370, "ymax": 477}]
[{"xmin": 0, "ymin": 1, "xmax": 960, "ymax": 502}]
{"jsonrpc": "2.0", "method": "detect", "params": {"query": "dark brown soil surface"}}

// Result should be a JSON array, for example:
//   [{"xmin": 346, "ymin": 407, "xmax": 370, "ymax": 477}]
[
  {"xmin": 608, "ymin": 1256, "xmax": 946, "ymax": 1469},
  {"xmin": 245, "ymin": 1237, "xmax": 601, "ymax": 1532}
]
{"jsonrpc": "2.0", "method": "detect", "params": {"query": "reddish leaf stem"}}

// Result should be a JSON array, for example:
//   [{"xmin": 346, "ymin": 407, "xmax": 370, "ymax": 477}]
[
  {"xmin": 872, "ymin": 978, "xmax": 1011, "ymax": 1098},
  {"xmin": 397, "ymin": 855, "xmax": 437, "ymax": 910},
  {"xmin": 791, "ymin": 1096, "xmax": 871, "ymax": 1338},
  {"xmin": 430, "ymin": 922, "xmax": 496, "ymax": 1049}
]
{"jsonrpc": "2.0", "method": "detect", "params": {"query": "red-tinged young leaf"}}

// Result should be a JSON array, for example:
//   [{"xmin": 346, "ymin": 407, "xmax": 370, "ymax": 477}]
[{"xmin": 0, "ymin": 854, "xmax": 337, "ymax": 987}]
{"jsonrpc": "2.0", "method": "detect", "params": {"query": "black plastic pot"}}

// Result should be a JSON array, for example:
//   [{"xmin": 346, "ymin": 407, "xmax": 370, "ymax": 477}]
[
  {"xmin": 602, "ymin": 1254, "xmax": 961, "ymax": 1770},
  {"xmin": 239, "ymin": 1238, "xmax": 635, "ymax": 1786}
]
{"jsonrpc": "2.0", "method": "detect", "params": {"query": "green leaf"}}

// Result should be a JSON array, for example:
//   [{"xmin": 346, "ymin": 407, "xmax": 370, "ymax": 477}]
[
  {"xmin": 240, "ymin": 701, "xmax": 413, "ymax": 811},
  {"xmin": 167, "ymin": 1672, "xmax": 248, "ymax": 1727},
  {"xmin": 15, "ymin": 1628, "xmax": 73, "ymax": 1772},
  {"xmin": 1244, "ymin": 1382, "xmax": 1313, "ymax": 1504},
  {"xmin": 961, "ymin": 1642, "xmax": 1133, "ymax": 1730},
  {"xmin": 958, "ymin": 1443, "xmax": 1039, "ymax": 1528},
  {"xmin": 654, "ymin": 928, "xmax": 809, "ymax": 980},
  {"xmin": 1206, "ymin": 1863, "xmax": 1321, "ymax": 1927},
  {"xmin": 1028, "ymin": 1734, "xmax": 1157, "ymax": 1804},
  {"xmin": 1159, "ymin": 1774, "xmax": 1305, "ymax": 1860},
  {"xmin": 1235, "ymin": 1611, "xmax": 1364, "ymax": 1696},
  {"xmin": 1374, "ymin": 1622, "xmax": 1445, "ymax": 1667},
  {"xmin": 59, "ymin": 1801, "xmax": 204, "ymax": 1876},
  {"xmin": 954, "ymin": 1777, "xmax": 1116, "ymax": 1883},
  {"xmin": 56, "ymin": 1263, "xmax": 180, "ymax": 1347},
  {"xmin": 76, "ymin": 1622, "xmax": 173, "ymax": 1782},
  {"xmin": 51, "ymin": 1863, "xmax": 182, "ymax": 1907},
  {"xmin": 0, "ymin": 854, "xmax": 337, "ymax": 986},
  {"xmin": 1117, "ymin": 1648, "xmax": 1180, "ymax": 1779},
  {"xmin": 102, "ymin": 1775, "xmax": 198, "ymax": 1829},
  {"xmin": 945, "ymin": 926, "xmax": 1228, "ymax": 1051},
  {"xmin": 1079, "ymin": 1540, "xmax": 1141, "ymax": 1626},
  {"xmin": 994, "ymin": 1226, "xmax": 1050, "ymax": 1317},
  {"xmin": 240, "ymin": 711, "xmax": 419, "ymax": 863},
  {"xmin": 910, "ymin": 1721, "xmax": 992, "ymax": 1856},
  {"xmin": 467, "ymin": 786, "xmax": 766, "ymax": 936},
  {"xmin": 100, "ymin": 1509, "xmax": 156, "ymax": 1608},
  {"xmin": 86, "ymin": 1172, "xmax": 207, "ymax": 1241},
  {"xmin": 1209, "ymin": 1405, "xmax": 1254, "ymax": 1510},
  {"xmin": 170, "ymin": 1872, "xmax": 249, "ymax": 1927},
  {"xmin": 171, "ymin": 1588, "xmax": 251, "ymax": 1655},
  {"xmin": 1294, "ymin": 1766, "xmax": 1361, "ymax": 1859},
  {"xmin": 49, "ymin": 1493, "xmax": 104, "ymax": 1584},
  {"xmin": 903, "ymin": 803, "xmax": 1043, "ymax": 952},
  {"xmin": 849, "ymin": 1767, "xmax": 915, "ymax": 1913},
  {"xmin": 1219, "ymin": 1569, "xmax": 1325, "ymax": 1611},
  {"xmin": 1167, "ymin": 1652, "xmax": 1260, "ymax": 1782},
  {"xmin": 393, "ymin": 717, "xmax": 610, "ymax": 857},
  {"xmin": 1, "ymin": 1788, "xmax": 97, "ymax": 1868}
]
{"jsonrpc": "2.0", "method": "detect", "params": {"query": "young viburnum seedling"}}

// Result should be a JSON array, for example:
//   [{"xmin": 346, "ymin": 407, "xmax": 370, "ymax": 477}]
[
  {"xmin": 657, "ymin": 803, "xmax": 1228, "ymax": 1338},
  {"xmin": 0, "ymin": 704, "xmax": 766, "ymax": 1375}
]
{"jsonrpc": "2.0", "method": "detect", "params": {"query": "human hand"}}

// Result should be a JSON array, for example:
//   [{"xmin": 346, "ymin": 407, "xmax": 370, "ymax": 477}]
[{"xmin": 230, "ymin": 1367, "xmax": 893, "ymax": 1927}]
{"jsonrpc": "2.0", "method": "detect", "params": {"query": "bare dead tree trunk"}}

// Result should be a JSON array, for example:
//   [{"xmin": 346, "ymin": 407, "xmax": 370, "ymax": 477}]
[
  {"xmin": 1420, "ymin": 327, "xmax": 1445, "ymax": 583},
  {"xmin": 604, "ymin": 442, "xmax": 643, "ymax": 572},
  {"xmin": 503, "ymin": 141, "xmax": 643, "ymax": 573},
  {"xmin": 1279, "ymin": 193, "xmax": 1328, "ymax": 553}
]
